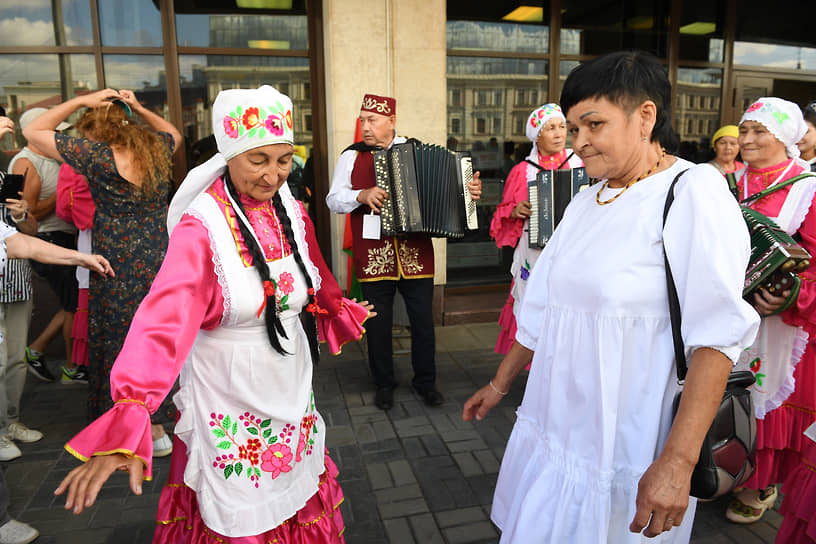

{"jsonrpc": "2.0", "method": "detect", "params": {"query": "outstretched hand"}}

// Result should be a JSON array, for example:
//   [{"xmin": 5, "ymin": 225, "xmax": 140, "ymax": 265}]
[
  {"xmin": 351, "ymin": 298, "xmax": 377, "ymax": 318},
  {"xmin": 78, "ymin": 254, "xmax": 115, "ymax": 277},
  {"xmin": 462, "ymin": 383, "xmax": 504, "ymax": 422},
  {"xmin": 55, "ymin": 454, "xmax": 145, "ymax": 515}
]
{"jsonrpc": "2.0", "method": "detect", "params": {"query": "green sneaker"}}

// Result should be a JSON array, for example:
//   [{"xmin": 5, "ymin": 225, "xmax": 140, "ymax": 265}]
[
  {"xmin": 61, "ymin": 366, "xmax": 89, "ymax": 385},
  {"xmin": 25, "ymin": 348, "xmax": 55, "ymax": 382}
]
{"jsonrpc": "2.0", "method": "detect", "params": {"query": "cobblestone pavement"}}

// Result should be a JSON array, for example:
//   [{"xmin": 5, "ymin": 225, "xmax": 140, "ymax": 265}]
[{"xmin": 5, "ymin": 323, "xmax": 781, "ymax": 543}]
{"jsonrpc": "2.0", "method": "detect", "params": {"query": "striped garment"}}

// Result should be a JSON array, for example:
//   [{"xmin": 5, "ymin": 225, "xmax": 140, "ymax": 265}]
[{"xmin": 0, "ymin": 205, "xmax": 32, "ymax": 303}]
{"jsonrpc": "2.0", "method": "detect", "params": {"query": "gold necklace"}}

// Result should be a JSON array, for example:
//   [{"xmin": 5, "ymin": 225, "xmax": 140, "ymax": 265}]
[{"xmin": 596, "ymin": 150, "xmax": 666, "ymax": 205}]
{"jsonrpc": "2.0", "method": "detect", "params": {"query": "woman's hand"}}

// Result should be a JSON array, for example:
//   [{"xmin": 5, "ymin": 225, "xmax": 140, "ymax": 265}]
[
  {"xmin": 54, "ymin": 454, "xmax": 145, "ymax": 515},
  {"xmin": 351, "ymin": 298, "xmax": 377, "ymax": 318},
  {"xmin": 463, "ymin": 382, "xmax": 506, "ymax": 421},
  {"xmin": 630, "ymin": 453, "xmax": 694, "ymax": 537},
  {"xmin": 5, "ymin": 196, "xmax": 29, "ymax": 219},
  {"xmin": 0, "ymin": 116, "xmax": 13, "ymax": 138},
  {"xmin": 753, "ymin": 287, "xmax": 791, "ymax": 316},
  {"xmin": 77, "ymin": 254, "xmax": 115, "ymax": 277},
  {"xmin": 82, "ymin": 88, "xmax": 121, "ymax": 109},
  {"xmin": 511, "ymin": 200, "xmax": 532, "ymax": 219},
  {"xmin": 468, "ymin": 171, "xmax": 482, "ymax": 201},
  {"xmin": 117, "ymin": 89, "xmax": 143, "ymax": 115}
]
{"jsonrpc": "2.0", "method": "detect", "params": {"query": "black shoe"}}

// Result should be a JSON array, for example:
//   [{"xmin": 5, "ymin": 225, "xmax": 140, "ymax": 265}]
[
  {"xmin": 374, "ymin": 386, "xmax": 395, "ymax": 410},
  {"xmin": 25, "ymin": 348, "xmax": 56, "ymax": 382},
  {"xmin": 412, "ymin": 385, "xmax": 444, "ymax": 407}
]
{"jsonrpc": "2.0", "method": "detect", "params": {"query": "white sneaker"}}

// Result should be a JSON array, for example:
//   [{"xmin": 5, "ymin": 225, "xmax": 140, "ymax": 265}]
[
  {"xmin": 0, "ymin": 436, "xmax": 21, "ymax": 462},
  {"xmin": 0, "ymin": 519, "xmax": 39, "ymax": 544},
  {"xmin": 153, "ymin": 434, "xmax": 173, "ymax": 458},
  {"xmin": 7, "ymin": 423, "xmax": 42, "ymax": 444}
]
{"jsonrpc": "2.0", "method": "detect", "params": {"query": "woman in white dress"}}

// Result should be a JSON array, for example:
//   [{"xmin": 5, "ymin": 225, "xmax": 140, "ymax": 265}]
[{"xmin": 463, "ymin": 50, "xmax": 760, "ymax": 543}]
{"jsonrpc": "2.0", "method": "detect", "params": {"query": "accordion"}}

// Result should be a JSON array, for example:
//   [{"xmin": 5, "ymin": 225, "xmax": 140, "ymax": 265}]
[
  {"xmin": 373, "ymin": 141, "xmax": 477, "ymax": 238},
  {"xmin": 527, "ymin": 167, "xmax": 589, "ymax": 248},
  {"xmin": 743, "ymin": 206, "xmax": 810, "ymax": 310}
]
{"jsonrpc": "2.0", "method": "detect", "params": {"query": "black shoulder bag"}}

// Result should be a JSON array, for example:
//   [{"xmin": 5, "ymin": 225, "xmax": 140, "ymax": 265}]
[{"xmin": 663, "ymin": 171, "xmax": 757, "ymax": 500}]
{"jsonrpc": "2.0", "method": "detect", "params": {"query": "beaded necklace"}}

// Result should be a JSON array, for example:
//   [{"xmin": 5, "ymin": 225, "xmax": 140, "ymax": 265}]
[{"xmin": 596, "ymin": 149, "xmax": 666, "ymax": 205}]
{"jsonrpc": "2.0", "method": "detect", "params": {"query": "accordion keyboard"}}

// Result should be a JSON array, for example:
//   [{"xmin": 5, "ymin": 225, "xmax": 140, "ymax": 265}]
[
  {"xmin": 460, "ymin": 156, "xmax": 478, "ymax": 231},
  {"xmin": 527, "ymin": 180, "xmax": 539, "ymax": 246}
]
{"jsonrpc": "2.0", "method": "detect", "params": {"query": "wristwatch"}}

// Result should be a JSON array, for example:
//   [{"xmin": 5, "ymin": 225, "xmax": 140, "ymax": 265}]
[{"xmin": 10, "ymin": 212, "xmax": 26, "ymax": 223}]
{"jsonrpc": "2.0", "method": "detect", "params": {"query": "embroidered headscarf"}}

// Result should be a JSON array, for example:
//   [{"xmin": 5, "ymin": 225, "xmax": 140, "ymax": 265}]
[
  {"xmin": 740, "ymin": 97, "xmax": 808, "ymax": 159},
  {"xmin": 526, "ymin": 104, "xmax": 566, "ymax": 161},
  {"xmin": 711, "ymin": 125, "xmax": 738, "ymax": 149}
]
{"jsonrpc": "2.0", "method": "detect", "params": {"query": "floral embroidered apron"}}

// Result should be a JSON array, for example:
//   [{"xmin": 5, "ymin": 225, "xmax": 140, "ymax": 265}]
[{"xmin": 174, "ymin": 191, "xmax": 325, "ymax": 538}]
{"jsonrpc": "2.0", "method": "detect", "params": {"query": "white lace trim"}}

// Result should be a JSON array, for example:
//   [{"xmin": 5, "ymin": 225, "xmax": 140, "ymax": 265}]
[
  {"xmin": 756, "ymin": 326, "xmax": 808, "ymax": 420},
  {"xmin": 184, "ymin": 208, "xmax": 232, "ymax": 325},
  {"xmin": 279, "ymin": 183, "xmax": 321, "ymax": 292},
  {"xmin": 779, "ymin": 172, "xmax": 816, "ymax": 235}
]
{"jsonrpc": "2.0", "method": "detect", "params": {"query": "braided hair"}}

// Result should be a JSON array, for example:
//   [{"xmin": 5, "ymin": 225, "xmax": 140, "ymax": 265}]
[{"xmin": 222, "ymin": 170, "xmax": 321, "ymax": 365}]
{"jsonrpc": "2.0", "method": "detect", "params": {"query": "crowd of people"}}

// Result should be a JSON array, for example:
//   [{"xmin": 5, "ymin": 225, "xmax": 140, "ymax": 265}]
[{"xmin": 2, "ymin": 48, "xmax": 816, "ymax": 543}]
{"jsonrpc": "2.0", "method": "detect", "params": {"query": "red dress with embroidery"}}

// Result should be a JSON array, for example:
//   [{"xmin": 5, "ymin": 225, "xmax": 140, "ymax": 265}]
[{"xmin": 64, "ymin": 179, "xmax": 370, "ymax": 543}]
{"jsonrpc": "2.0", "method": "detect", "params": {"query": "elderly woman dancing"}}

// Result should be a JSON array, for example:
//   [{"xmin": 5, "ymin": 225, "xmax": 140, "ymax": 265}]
[
  {"xmin": 52, "ymin": 86, "xmax": 372, "ymax": 543},
  {"xmin": 489, "ymin": 103, "xmax": 583, "ymax": 354},
  {"xmin": 463, "ymin": 51, "xmax": 759, "ymax": 543}
]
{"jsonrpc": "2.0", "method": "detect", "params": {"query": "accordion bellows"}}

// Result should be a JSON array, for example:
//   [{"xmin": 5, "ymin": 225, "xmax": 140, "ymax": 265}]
[{"xmin": 373, "ymin": 141, "xmax": 477, "ymax": 238}]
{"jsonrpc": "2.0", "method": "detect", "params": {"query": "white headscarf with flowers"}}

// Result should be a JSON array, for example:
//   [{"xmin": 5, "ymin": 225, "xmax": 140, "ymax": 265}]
[
  {"xmin": 740, "ymin": 97, "xmax": 808, "ymax": 160},
  {"xmin": 525, "ymin": 103, "xmax": 566, "ymax": 162},
  {"xmin": 167, "ymin": 85, "xmax": 319, "ymax": 289}
]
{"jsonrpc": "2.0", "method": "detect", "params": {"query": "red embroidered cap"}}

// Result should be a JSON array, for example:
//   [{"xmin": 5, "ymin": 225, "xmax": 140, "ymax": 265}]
[{"xmin": 360, "ymin": 93, "xmax": 396, "ymax": 116}]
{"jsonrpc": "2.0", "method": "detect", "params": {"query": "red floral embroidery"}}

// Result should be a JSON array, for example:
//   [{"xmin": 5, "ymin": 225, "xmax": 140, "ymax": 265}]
[
  {"xmin": 264, "ymin": 114, "xmax": 284, "ymax": 136},
  {"xmin": 223, "ymin": 116, "xmax": 240, "ymax": 139},
  {"xmin": 261, "ymin": 443, "xmax": 294, "ymax": 478},
  {"xmin": 747, "ymin": 102, "xmax": 763, "ymax": 113},
  {"xmin": 278, "ymin": 272, "xmax": 295, "ymax": 295},
  {"xmin": 242, "ymin": 107, "xmax": 261, "ymax": 129}
]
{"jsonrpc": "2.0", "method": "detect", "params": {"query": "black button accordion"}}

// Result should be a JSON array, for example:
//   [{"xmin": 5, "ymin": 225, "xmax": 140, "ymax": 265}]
[
  {"xmin": 527, "ymin": 167, "xmax": 589, "ymax": 249},
  {"xmin": 373, "ymin": 140, "xmax": 478, "ymax": 238}
]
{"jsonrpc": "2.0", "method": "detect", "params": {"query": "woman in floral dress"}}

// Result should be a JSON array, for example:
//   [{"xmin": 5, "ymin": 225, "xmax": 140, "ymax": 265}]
[
  {"xmin": 52, "ymin": 86, "xmax": 372, "ymax": 543},
  {"xmin": 23, "ymin": 89, "xmax": 183, "ymax": 455}
]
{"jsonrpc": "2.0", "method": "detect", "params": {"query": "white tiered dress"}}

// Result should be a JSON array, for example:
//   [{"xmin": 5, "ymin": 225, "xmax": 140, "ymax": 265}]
[{"xmin": 491, "ymin": 160, "xmax": 760, "ymax": 543}]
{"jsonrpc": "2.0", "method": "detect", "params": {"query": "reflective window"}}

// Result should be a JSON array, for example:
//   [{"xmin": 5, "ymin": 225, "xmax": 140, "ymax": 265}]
[
  {"xmin": 98, "ymin": 0, "xmax": 162, "ymax": 47},
  {"xmin": 176, "ymin": 13, "xmax": 308, "ymax": 50},
  {"xmin": 678, "ymin": 1, "xmax": 725, "ymax": 63},
  {"xmin": 446, "ymin": 21, "xmax": 548, "ymax": 54},
  {"xmin": 0, "ymin": 54, "xmax": 96, "ymax": 149},
  {"xmin": 0, "ymin": 0, "xmax": 93, "ymax": 46},
  {"xmin": 734, "ymin": 43, "xmax": 816, "ymax": 71},
  {"xmin": 177, "ymin": 55, "xmax": 311, "ymax": 166},
  {"xmin": 103, "ymin": 55, "xmax": 166, "ymax": 91},
  {"xmin": 674, "ymin": 67, "xmax": 722, "ymax": 160},
  {"xmin": 560, "ymin": 0, "xmax": 670, "ymax": 58}
]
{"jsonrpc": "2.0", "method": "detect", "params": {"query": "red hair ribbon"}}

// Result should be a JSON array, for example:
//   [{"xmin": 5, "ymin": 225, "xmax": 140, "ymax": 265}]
[
  {"xmin": 305, "ymin": 288, "xmax": 327, "ymax": 317},
  {"xmin": 256, "ymin": 280, "xmax": 276, "ymax": 318}
]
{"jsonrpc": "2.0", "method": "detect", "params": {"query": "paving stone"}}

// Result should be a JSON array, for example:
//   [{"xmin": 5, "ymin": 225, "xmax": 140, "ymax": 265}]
[
  {"xmin": 409, "ymin": 512, "xmax": 445, "ymax": 544},
  {"xmin": 388, "ymin": 459, "xmax": 418, "ymax": 487},
  {"xmin": 446, "ymin": 437, "xmax": 487, "ymax": 453},
  {"xmin": 375, "ymin": 483, "xmax": 424, "ymax": 504},
  {"xmin": 473, "ymin": 449, "xmax": 500, "ymax": 473},
  {"xmin": 435, "ymin": 506, "xmax": 488, "ymax": 528},
  {"xmin": 420, "ymin": 434, "xmax": 449, "ymax": 456},
  {"xmin": 378, "ymin": 497, "xmax": 429, "ymax": 519},
  {"xmin": 383, "ymin": 517, "xmax": 416, "ymax": 543},
  {"xmin": 372, "ymin": 419, "xmax": 397, "ymax": 441},
  {"xmin": 367, "ymin": 463, "xmax": 393, "ymax": 490},
  {"xmin": 442, "ymin": 520, "xmax": 498, "ymax": 544},
  {"xmin": 452, "ymin": 452, "xmax": 483, "ymax": 477}
]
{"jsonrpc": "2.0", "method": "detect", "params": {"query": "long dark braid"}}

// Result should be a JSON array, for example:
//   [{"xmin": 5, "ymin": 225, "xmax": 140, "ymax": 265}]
[
  {"xmin": 271, "ymin": 193, "xmax": 321, "ymax": 366},
  {"xmin": 223, "ymin": 170, "xmax": 289, "ymax": 355}
]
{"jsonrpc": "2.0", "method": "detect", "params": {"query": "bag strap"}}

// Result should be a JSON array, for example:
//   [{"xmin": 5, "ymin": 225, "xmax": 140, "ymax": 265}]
[
  {"xmin": 663, "ymin": 169, "xmax": 690, "ymax": 382},
  {"xmin": 725, "ymin": 171, "xmax": 816, "ymax": 205},
  {"xmin": 524, "ymin": 159, "xmax": 544, "ymax": 171}
]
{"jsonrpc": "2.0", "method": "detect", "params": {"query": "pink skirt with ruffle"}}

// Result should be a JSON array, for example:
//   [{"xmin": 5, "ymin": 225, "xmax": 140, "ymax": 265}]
[
  {"xmin": 494, "ymin": 292, "xmax": 516, "ymax": 355},
  {"xmin": 153, "ymin": 436, "xmax": 345, "ymax": 543},
  {"xmin": 745, "ymin": 341, "xmax": 816, "ymax": 489},
  {"xmin": 778, "ymin": 440, "xmax": 816, "ymax": 542}
]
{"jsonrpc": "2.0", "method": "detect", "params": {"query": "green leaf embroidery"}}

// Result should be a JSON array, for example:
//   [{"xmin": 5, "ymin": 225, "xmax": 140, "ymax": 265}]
[
  {"xmin": 259, "ymin": 107, "xmax": 267, "ymax": 118},
  {"xmin": 229, "ymin": 109, "xmax": 238, "ymax": 119},
  {"xmin": 238, "ymin": 125, "xmax": 244, "ymax": 136},
  {"xmin": 212, "ymin": 428, "xmax": 226, "ymax": 438},
  {"xmin": 232, "ymin": 422, "xmax": 238, "ymax": 435},
  {"xmin": 258, "ymin": 127, "xmax": 266, "ymax": 139},
  {"xmin": 223, "ymin": 415, "xmax": 231, "ymax": 429},
  {"xmin": 268, "ymin": 435, "xmax": 277, "ymax": 445},
  {"xmin": 217, "ymin": 441, "xmax": 232, "ymax": 450},
  {"xmin": 235, "ymin": 462, "xmax": 243, "ymax": 476},
  {"xmin": 247, "ymin": 468, "xmax": 252, "ymax": 479},
  {"xmin": 312, "ymin": 425, "xmax": 317, "ymax": 433},
  {"xmin": 236, "ymin": 105, "xmax": 243, "ymax": 115},
  {"xmin": 280, "ymin": 295, "xmax": 289, "ymax": 305},
  {"xmin": 260, "ymin": 419, "xmax": 272, "ymax": 428},
  {"xmin": 247, "ymin": 427, "xmax": 259, "ymax": 435},
  {"xmin": 248, "ymin": 127, "xmax": 258, "ymax": 138},
  {"xmin": 263, "ymin": 428, "xmax": 272, "ymax": 439},
  {"xmin": 224, "ymin": 465, "xmax": 233, "ymax": 479},
  {"xmin": 254, "ymin": 467, "xmax": 261, "ymax": 478}
]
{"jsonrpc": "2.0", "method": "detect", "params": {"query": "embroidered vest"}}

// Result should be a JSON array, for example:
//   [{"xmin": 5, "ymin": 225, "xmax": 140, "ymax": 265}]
[{"xmin": 349, "ymin": 149, "xmax": 434, "ymax": 281}]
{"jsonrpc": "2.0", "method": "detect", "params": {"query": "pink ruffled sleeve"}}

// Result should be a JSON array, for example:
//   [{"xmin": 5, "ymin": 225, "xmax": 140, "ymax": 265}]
[
  {"xmin": 56, "ymin": 163, "xmax": 95, "ymax": 230},
  {"xmin": 783, "ymin": 194, "xmax": 816, "ymax": 336},
  {"xmin": 490, "ymin": 161, "xmax": 531, "ymax": 248},
  {"xmin": 297, "ymin": 202, "xmax": 371, "ymax": 354},
  {"xmin": 65, "ymin": 214, "xmax": 224, "ymax": 477}
]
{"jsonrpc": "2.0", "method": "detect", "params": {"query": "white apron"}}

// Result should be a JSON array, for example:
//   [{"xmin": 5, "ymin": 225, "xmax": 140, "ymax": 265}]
[{"xmin": 173, "ymin": 191, "xmax": 325, "ymax": 538}]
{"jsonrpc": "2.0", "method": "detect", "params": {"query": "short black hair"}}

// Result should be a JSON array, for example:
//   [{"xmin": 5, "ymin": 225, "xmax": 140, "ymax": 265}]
[
  {"xmin": 804, "ymin": 101, "xmax": 816, "ymax": 126},
  {"xmin": 560, "ymin": 50, "xmax": 678, "ymax": 152}
]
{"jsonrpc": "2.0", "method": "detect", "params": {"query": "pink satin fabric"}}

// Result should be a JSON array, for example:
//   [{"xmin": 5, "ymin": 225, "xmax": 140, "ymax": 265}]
[
  {"xmin": 154, "ymin": 437, "xmax": 345, "ymax": 543},
  {"xmin": 71, "ymin": 288, "xmax": 89, "ymax": 367},
  {"xmin": 65, "ymin": 179, "xmax": 369, "ymax": 477},
  {"xmin": 55, "ymin": 163, "xmax": 95, "ymax": 230}
]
